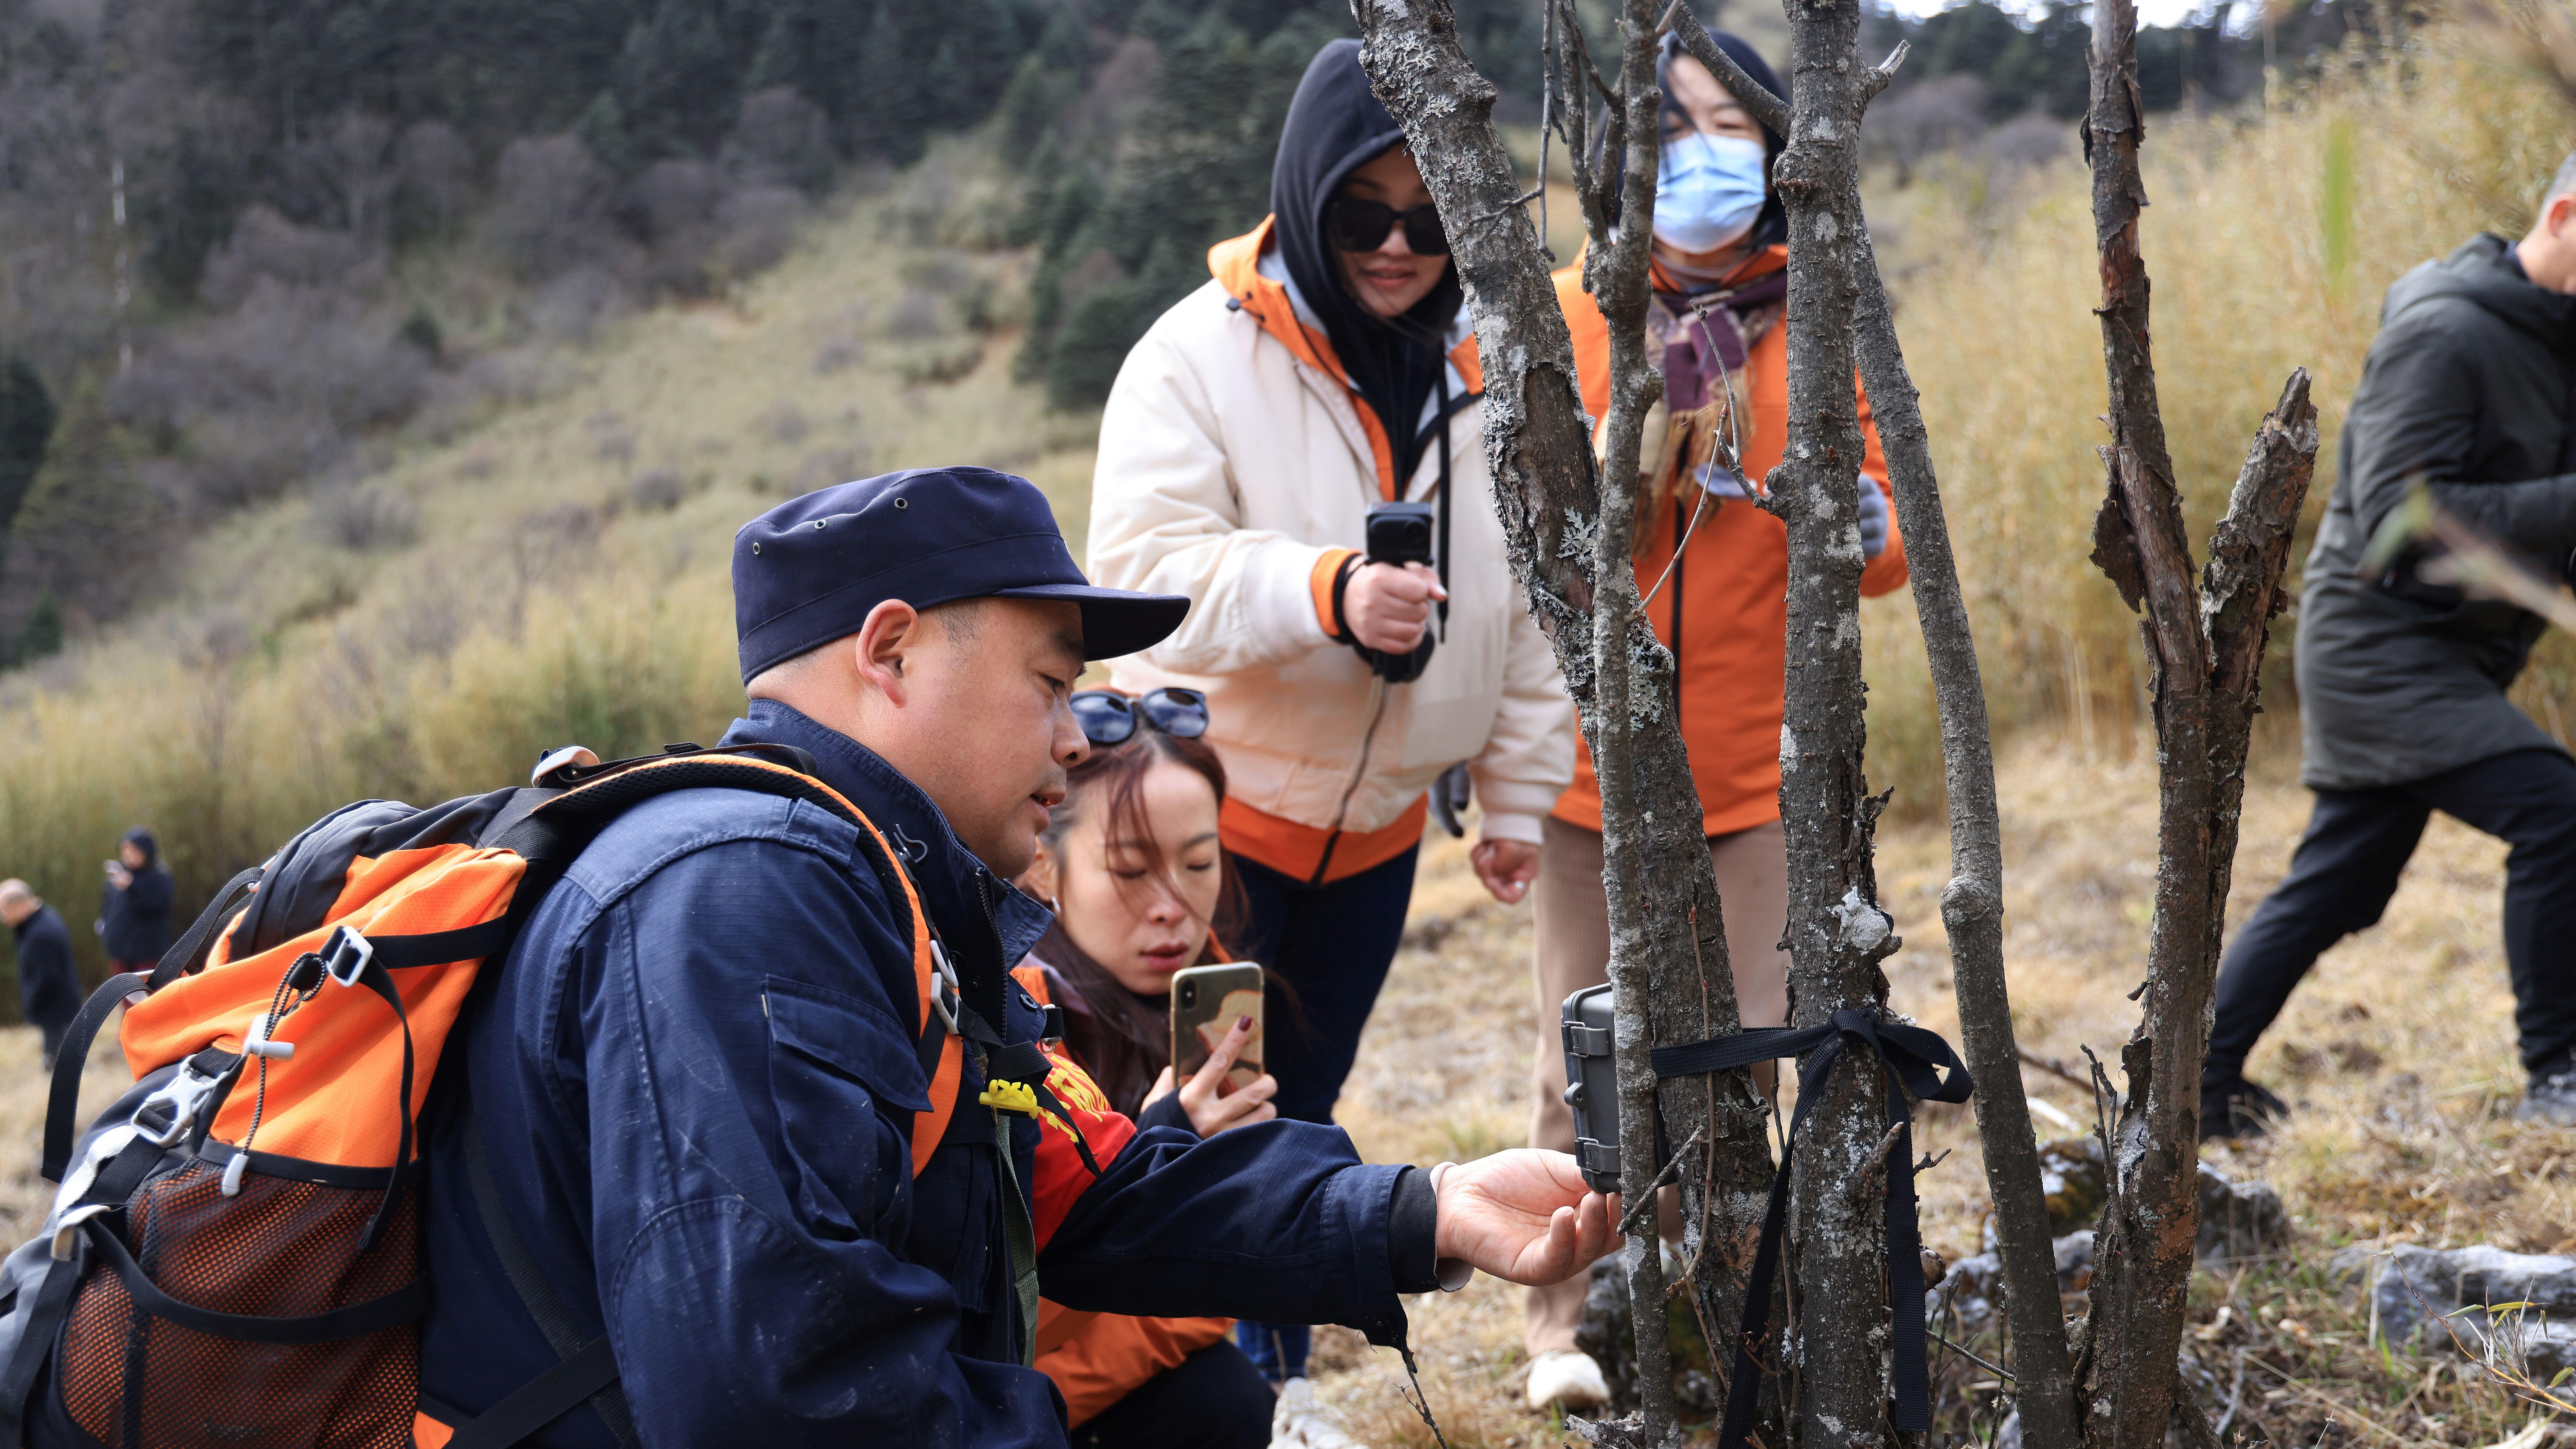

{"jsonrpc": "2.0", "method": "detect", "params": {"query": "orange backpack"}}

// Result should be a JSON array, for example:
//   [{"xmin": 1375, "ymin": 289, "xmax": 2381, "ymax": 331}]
[{"xmin": 0, "ymin": 744, "xmax": 967, "ymax": 1449}]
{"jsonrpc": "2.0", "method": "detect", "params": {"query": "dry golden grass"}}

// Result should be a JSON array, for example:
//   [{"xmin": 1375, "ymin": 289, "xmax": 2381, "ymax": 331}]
[
  {"xmin": 1291, "ymin": 733, "xmax": 2574, "ymax": 1448},
  {"xmin": 1858, "ymin": 29, "xmax": 2576, "ymax": 819}
]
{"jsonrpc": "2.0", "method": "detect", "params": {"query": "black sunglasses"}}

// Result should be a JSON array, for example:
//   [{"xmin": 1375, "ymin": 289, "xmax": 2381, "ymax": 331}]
[
  {"xmin": 1070, "ymin": 688, "xmax": 1211, "ymax": 748},
  {"xmin": 1322, "ymin": 196, "xmax": 1450, "ymax": 258}
]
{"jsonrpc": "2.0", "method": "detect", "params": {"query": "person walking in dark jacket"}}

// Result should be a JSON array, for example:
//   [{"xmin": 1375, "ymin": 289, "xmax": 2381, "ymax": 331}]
[
  {"xmin": 2204, "ymin": 154, "xmax": 2576, "ymax": 1136},
  {"xmin": 2, "ymin": 880, "xmax": 79, "ymax": 1067},
  {"xmin": 409, "ymin": 467, "xmax": 1613, "ymax": 1449},
  {"xmin": 94, "ymin": 827, "xmax": 171, "ymax": 972}
]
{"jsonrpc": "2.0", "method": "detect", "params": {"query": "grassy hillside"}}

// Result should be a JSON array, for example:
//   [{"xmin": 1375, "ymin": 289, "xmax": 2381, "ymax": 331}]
[{"xmin": 0, "ymin": 137, "xmax": 1091, "ymax": 973}]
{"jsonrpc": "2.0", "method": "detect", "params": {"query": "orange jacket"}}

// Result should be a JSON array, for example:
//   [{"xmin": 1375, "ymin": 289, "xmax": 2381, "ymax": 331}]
[
  {"xmin": 1551, "ymin": 246, "xmax": 1910, "ymax": 838},
  {"xmin": 1013, "ymin": 963, "xmax": 1234, "ymax": 1428}
]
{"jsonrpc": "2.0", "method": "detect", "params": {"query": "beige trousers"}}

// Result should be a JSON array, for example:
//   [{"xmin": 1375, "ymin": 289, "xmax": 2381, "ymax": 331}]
[{"xmin": 1523, "ymin": 813, "xmax": 1791, "ymax": 1357}]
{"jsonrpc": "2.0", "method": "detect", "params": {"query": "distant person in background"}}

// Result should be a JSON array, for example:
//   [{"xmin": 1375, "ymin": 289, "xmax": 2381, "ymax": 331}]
[
  {"xmin": 2204, "ymin": 152, "xmax": 2576, "ymax": 1137},
  {"xmin": 96, "ymin": 827, "xmax": 171, "ymax": 973},
  {"xmin": 1086, "ymin": 38, "xmax": 1577, "ymax": 1393},
  {"xmin": 1525, "ymin": 29, "xmax": 1910, "ymax": 1412},
  {"xmin": 2, "ymin": 880, "xmax": 79, "ymax": 1066}
]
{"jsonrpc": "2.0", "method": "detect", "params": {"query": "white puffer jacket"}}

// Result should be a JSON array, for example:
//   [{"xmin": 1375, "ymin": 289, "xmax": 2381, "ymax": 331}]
[{"xmin": 1087, "ymin": 223, "xmax": 1575, "ymax": 867}]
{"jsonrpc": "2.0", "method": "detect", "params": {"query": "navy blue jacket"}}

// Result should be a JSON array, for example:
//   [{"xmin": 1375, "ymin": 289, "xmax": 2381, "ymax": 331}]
[
  {"xmin": 418, "ymin": 701, "xmax": 1435, "ymax": 1446},
  {"xmin": 12, "ymin": 906, "xmax": 78, "ymax": 1030}
]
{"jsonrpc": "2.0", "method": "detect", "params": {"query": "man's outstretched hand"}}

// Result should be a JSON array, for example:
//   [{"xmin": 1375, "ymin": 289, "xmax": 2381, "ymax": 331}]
[{"xmin": 1430, "ymin": 1149, "xmax": 1614, "ymax": 1286}]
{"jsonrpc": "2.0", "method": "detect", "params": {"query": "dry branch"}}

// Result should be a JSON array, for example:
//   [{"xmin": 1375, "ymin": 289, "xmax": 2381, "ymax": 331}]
[
  {"xmin": 1354, "ymin": 4, "xmax": 1780, "ymax": 1443},
  {"xmin": 1672, "ymin": 3, "xmax": 2081, "ymax": 1442},
  {"xmin": 1763, "ymin": 1, "xmax": 1902, "ymax": 1444},
  {"xmin": 2074, "ymin": 1, "xmax": 2321, "ymax": 1442}
]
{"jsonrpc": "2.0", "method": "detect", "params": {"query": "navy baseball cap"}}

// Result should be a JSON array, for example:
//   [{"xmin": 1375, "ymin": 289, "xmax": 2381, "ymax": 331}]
[{"xmin": 732, "ymin": 467, "xmax": 1191, "ymax": 682}]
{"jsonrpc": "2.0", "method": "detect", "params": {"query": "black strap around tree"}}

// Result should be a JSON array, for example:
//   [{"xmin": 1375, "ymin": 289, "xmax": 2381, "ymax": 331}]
[{"xmin": 1650, "ymin": 1008, "xmax": 1974, "ymax": 1449}]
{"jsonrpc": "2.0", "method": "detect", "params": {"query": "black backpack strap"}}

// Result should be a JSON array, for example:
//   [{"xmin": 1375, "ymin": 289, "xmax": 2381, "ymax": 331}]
[
  {"xmin": 150, "ymin": 865, "xmax": 265, "ymax": 991},
  {"xmin": 40, "ymin": 973, "xmax": 149, "ymax": 1181},
  {"xmin": 441, "ymin": 1338, "xmax": 622, "ymax": 1449},
  {"xmin": 457, "ymin": 1111, "xmax": 637, "ymax": 1448}
]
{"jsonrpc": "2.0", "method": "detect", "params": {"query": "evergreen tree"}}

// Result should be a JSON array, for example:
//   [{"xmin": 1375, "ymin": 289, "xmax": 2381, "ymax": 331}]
[
  {"xmin": 0, "ymin": 357, "xmax": 58, "ymax": 537},
  {"xmin": 15, "ymin": 590, "xmax": 62, "ymax": 663},
  {"xmin": 12, "ymin": 385, "xmax": 153, "ymax": 611}
]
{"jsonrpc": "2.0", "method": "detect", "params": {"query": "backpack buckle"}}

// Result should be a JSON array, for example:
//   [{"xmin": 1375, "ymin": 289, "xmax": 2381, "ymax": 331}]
[
  {"xmin": 48, "ymin": 1202, "xmax": 111, "ymax": 1261},
  {"xmin": 929, "ymin": 941, "xmax": 963, "ymax": 1035},
  {"xmin": 134, "ymin": 1058, "xmax": 232, "ymax": 1150},
  {"xmin": 319, "ymin": 925, "xmax": 375, "ymax": 988},
  {"xmin": 531, "ymin": 744, "xmax": 602, "ymax": 788},
  {"xmin": 979, "ymin": 1079, "xmax": 1041, "ymax": 1117}
]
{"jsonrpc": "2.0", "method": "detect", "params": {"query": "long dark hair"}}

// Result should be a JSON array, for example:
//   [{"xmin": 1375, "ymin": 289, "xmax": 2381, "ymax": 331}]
[{"xmin": 1032, "ymin": 727, "xmax": 1246, "ymax": 1116}]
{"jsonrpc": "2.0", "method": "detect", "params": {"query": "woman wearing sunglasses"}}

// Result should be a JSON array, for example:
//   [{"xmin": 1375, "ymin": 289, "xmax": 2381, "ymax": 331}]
[
  {"xmin": 1512, "ymin": 31, "xmax": 1916, "ymax": 1413},
  {"xmin": 1085, "ymin": 38, "xmax": 1577, "ymax": 1396},
  {"xmin": 1010, "ymin": 690, "xmax": 1324, "ymax": 1449}
]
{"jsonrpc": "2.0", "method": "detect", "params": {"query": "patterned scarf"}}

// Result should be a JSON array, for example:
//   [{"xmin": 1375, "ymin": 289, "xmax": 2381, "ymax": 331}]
[{"xmin": 1631, "ymin": 263, "xmax": 1790, "ymax": 522}]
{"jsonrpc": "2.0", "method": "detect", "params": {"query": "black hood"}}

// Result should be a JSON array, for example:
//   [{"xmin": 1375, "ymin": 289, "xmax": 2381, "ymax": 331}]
[
  {"xmin": 1271, "ymin": 39, "xmax": 1462, "ymax": 486},
  {"xmin": 121, "ymin": 826, "xmax": 158, "ymax": 868},
  {"xmin": 2385, "ymin": 234, "xmax": 2576, "ymax": 357}
]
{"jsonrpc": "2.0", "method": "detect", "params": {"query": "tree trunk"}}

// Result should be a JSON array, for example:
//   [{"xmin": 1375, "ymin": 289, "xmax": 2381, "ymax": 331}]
[
  {"xmin": 1669, "ymin": 15, "xmax": 2080, "ymax": 1442},
  {"xmin": 1354, "ymin": 4, "xmax": 1778, "ymax": 1444},
  {"xmin": 2074, "ymin": 1, "xmax": 2321, "ymax": 1442},
  {"xmin": 1763, "ymin": 6, "xmax": 1907, "ymax": 1446},
  {"xmin": 1849, "ymin": 236, "xmax": 2083, "ymax": 1449}
]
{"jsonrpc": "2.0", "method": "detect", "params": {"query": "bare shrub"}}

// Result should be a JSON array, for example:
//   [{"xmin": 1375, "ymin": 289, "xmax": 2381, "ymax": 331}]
[
  {"xmin": 487, "ymin": 135, "xmax": 614, "ymax": 281},
  {"xmin": 757, "ymin": 405, "xmax": 808, "ymax": 445},
  {"xmin": 281, "ymin": 111, "xmax": 398, "ymax": 244},
  {"xmin": 308, "ymin": 482, "xmax": 419, "ymax": 552},
  {"xmin": 1980, "ymin": 111, "xmax": 2071, "ymax": 168},
  {"xmin": 722, "ymin": 88, "xmax": 834, "ymax": 193},
  {"xmin": 812, "ymin": 338, "xmax": 863, "ymax": 374},
  {"xmin": 623, "ymin": 158, "xmax": 722, "ymax": 294},
  {"xmin": 586, "ymin": 412, "xmax": 635, "ymax": 464},
  {"xmin": 521, "ymin": 501, "xmax": 601, "ymax": 550},
  {"xmin": 628, "ymin": 468, "xmax": 687, "ymax": 512},
  {"xmin": 710, "ymin": 184, "xmax": 808, "ymax": 281},
  {"xmin": 1867, "ymin": 75, "xmax": 1992, "ymax": 175},
  {"xmin": 902, "ymin": 254, "xmax": 972, "ymax": 296},
  {"xmin": 519, "ymin": 264, "xmax": 630, "ymax": 341},
  {"xmin": 796, "ymin": 446, "xmax": 869, "ymax": 492},
  {"xmin": 116, "ymin": 277, "xmax": 430, "ymax": 507},
  {"xmin": 395, "ymin": 121, "xmax": 475, "ymax": 238},
  {"xmin": 887, "ymin": 286, "xmax": 944, "ymax": 340},
  {"xmin": 198, "ymin": 208, "xmax": 372, "ymax": 311}
]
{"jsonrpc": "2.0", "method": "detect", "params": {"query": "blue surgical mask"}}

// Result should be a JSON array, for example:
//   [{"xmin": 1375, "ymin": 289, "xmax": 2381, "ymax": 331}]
[{"xmin": 1653, "ymin": 133, "xmax": 1769, "ymax": 255}]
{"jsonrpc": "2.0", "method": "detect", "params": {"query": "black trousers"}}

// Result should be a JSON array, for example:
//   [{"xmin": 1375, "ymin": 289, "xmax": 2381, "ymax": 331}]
[
  {"xmin": 1072, "ymin": 1342, "xmax": 1274, "ymax": 1449},
  {"xmin": 2207, "ymin": 747, "xmax": 2576, "ymax": 1083}
]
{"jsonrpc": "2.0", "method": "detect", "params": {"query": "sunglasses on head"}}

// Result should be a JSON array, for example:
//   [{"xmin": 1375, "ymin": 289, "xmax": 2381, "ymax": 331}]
[
  {"xmin": 1322, "ymin": 195, "xmax": 1450, "ymax": 258},
  {"xmin": 1070, "ymin": 688, "xmax": 1211, "ymax": 748}
]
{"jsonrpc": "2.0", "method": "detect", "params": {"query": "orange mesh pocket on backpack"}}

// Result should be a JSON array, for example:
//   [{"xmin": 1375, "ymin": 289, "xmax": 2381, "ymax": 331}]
[{"xmin": 57, "ymin": 1161, "xmax": 422, "ymax": 1449}]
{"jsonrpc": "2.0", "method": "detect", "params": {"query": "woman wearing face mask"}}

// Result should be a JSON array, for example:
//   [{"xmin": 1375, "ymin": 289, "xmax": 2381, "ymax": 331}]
[
  {"xmin": 1518, "ymin": 31, "xmax": 1914, "ymax": 1413},
  {"xmin": 1088, "ymin": 36, "xmax": 1578, "ymax": 1395},
  {"xmin": 1013, "ymin": 688, "xmax": 1284, "ymax": 1449}
]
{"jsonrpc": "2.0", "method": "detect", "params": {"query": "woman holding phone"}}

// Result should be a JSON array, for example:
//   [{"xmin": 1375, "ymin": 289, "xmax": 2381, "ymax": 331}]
[{"xmin": 1017, "ymin": 687, "xmax": 1364, "ymax": 1449}]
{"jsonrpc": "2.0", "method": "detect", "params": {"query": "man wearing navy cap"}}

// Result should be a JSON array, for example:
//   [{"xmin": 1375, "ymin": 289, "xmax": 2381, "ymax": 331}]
[{"xmin": 412, "ymin": 467, "xmax": 1612, "ymax": 1448}]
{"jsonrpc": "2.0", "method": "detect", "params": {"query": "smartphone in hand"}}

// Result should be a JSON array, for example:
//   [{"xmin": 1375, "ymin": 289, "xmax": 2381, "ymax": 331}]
[{"xmin": 1170, "ymin": 963, "xmax": 1264, "ymax": 1091}]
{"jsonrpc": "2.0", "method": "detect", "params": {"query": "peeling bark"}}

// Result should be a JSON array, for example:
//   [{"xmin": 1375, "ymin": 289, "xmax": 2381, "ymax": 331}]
[
  {"xmin": 1763, "ymin": 10, "xmax": 1904, "ymax": 1448},
  {"xmin": 1354, "ymin": 5, "xmax": 1777, "ymax": 1444},
  {"xmin": 1677, "ymin": 18, "xmax": 2082, "ymax": 1437},
  {"xmin": 2073, "ymin": 1, "xmax": 2320, "ymax": 1442}
]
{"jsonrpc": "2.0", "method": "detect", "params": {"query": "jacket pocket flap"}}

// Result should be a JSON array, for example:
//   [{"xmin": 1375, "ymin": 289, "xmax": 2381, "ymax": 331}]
[{"xmin": 763, "ymin": 975, "xmax": 934, "ymax": 1113}]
